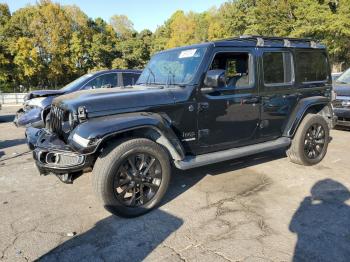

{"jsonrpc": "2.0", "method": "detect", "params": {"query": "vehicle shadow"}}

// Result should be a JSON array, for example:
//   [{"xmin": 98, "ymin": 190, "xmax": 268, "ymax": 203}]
[
  {"xmin": 289, "ymin": 179, "xmax": 350, "ymax": 261},
  {"xmin": 39, "ymin": 210, "xmax": 183, "ymax": 261},
  {"xmin": 0, "ymin": 114, "xmax": 15, "ymax": 123},
  {"xmin": 0, "ymin": 138, "xmax": 26, "ymax": 150},
  {"xmin": 39, "ymin": 149, "xmax": 286, "ymax": 261},
  {"xmin": 334, "ymin": 126, "xmax": 350, "ymax": 132}
]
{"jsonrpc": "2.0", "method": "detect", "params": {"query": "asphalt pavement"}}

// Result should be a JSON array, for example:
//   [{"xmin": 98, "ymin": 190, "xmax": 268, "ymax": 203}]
[{"xmin": 1, "ymin": 105, "xmax": 350, "ymax": 261}]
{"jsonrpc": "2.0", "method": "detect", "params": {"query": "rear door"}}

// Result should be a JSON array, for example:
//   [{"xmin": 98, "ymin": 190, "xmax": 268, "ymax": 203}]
[
  {"xmin": 197, "ymin": 47, "xmax": 260, "ymax": 153},
  {"xmin": 258, "ymin": 48, "xmax": 299, "ymax": 140}
]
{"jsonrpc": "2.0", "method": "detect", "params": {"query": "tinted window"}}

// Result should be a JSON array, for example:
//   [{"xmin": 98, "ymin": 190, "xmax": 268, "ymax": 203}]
[
  {"xmin": 86, "ymin": 73, "xmax": 118, "ymax": 89},
  {"xmin": 209, "ymin": 52, "xmax": 254, "ymax": 88},
  {"xmin": 296, "ymin": 52, "xmax": 328, "ymax": 82},
  {"xmin": 263, "ymin": 52, "xmax": 293, "ymax": 85},
  {"xmin": 123, "ymin": 73, "xmax": 139, "ymax": 86}
]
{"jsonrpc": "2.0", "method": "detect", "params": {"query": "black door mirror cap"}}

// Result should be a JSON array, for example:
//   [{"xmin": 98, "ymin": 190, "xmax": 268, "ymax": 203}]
[{"xmin": 203, "ymin": 69, "xmax": 226, "ymax": 88}]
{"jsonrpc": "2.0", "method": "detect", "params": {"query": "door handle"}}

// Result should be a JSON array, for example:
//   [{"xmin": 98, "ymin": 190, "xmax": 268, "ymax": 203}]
[{"xmin": 242, "ymin": 97, "xmax": 259, "ymax": 104}]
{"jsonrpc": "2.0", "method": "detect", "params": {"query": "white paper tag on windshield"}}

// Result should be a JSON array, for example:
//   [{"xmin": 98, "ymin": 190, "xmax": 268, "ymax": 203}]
[{"xmin": 179, "ymin": 49, "xmax": 197, "ymax": 58}]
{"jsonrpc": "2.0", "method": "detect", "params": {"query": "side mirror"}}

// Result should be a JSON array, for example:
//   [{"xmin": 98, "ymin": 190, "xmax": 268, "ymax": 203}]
[
  {"xmin": 202, "ymin": 70, "xmax": 226, "ymax": 93},
  {"xmin": 84, "ymin": 86, "xmax": 94, "ymax": 90}
]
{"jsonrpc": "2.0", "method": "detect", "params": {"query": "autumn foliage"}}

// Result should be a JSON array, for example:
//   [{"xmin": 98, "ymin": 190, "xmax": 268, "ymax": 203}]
[{"xmin": 0, "ymin": 0, "xmax": 349, "ymax": 92}]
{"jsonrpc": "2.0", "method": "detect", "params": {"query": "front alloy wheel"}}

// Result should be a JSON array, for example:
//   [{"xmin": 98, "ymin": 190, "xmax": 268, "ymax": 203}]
[
  {"xmin": 92, "ymin": 138, "xmax": 171, "ymax": 217},
  {"xmin": 113, "ymin": 153, "xmax": 162, "ymax": 207}
]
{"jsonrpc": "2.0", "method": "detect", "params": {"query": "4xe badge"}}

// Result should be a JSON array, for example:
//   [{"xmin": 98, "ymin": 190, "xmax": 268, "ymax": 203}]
[{"xmin": 182, "ymin": 131, "xmax": 196, "ymax": 142}]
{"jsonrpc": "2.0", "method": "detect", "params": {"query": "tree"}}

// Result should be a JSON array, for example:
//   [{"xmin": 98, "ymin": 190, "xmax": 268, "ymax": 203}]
[
  {"xmin": 2, "ymin": 0, "xmax": 350, "ymax": 92},
  {"xmin": 89, "ymin": 18, "xmax": 119, "ymax": 70},
  {"xmin": 0, "ymin": 4, "xmax": 12, "ymax": 85},
  {"xmin": 11, "ymin": 37, "xmax": 43, "ymax": 86},
  {"xmin": 110, "ymin": 14, "xmax": 134, "ymax": 38},
  {"xmin": 291, "ymin": 0, "xmax": 350, "ymax": 69}
]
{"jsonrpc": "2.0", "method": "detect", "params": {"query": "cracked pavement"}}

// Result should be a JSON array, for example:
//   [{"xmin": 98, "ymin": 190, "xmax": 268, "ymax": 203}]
[{"xmin": 1, "ymin": 106, "xmax": 350, "ymax": 261}]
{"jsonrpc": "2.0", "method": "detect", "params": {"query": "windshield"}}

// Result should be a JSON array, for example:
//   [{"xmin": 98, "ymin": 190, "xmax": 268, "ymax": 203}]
[
  {"xmin": 137, "ymin": 46, "xmax": 207, "ymax": 86},
  {"xmin": 337, "ymin": 68, "xmax": 350, "ymax": 84},
  {"xmin": 61, "ymin": 73, "xmax": 93, "ymax": 92}
]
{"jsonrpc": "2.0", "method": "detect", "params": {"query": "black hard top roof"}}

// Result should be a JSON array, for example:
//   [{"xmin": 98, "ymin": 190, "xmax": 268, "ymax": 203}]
[
  {"xmin": 162, "ymin": 35, "xmax": 326, "ymax": 53},
  {"xmin": 213, "ymin": 36, "xmax": 326, "ymax": 49}
]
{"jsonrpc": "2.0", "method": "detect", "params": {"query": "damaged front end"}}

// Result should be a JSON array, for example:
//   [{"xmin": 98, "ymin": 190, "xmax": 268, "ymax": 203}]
[
  {"xmin": 14, "ymin": 107, "xmax": 44, "ymax": 128},
  {"xmin": 14, "ymin": 96, "xmax": 53, "ymax": 128},
  {"xmin": 26, "ymin": 127, "xmax": 95, "ymax": 184}
]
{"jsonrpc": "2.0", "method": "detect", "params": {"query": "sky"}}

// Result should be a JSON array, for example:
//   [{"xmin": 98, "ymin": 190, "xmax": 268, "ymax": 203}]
[{"xmin": 6, "ymin": 0, "xmax": 228, "ymax": 32}]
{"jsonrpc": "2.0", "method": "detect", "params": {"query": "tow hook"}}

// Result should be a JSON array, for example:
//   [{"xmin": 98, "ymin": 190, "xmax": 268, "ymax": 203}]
[
  {"xmin": 55, "ymin": 171, "xmax": 83, "ymax": 184},
  {"xmin": 56, "ymin": 173, "xmax": 74, "ymax": 184}
]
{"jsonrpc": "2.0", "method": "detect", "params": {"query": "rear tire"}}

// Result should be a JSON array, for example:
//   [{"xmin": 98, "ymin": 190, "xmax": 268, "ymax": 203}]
[
  {"xmin": 287, "ymin": 114, "xmax": 329, "ymax": 166},
  {"xmin": 92, "ymin": 138, "xmax": 171, "ymax": 217}
]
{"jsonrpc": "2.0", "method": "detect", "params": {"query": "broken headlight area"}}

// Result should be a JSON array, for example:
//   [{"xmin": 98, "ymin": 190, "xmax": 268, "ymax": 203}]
[{"xmin": 35, "ymin": 150, "xmax": 85, "ymax": 168}]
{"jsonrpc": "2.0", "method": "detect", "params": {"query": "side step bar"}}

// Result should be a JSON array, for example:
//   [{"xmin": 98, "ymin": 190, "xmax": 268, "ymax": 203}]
[{"xmin": 174, "ymin": 137, "xmax": 291, "ymax": 170}]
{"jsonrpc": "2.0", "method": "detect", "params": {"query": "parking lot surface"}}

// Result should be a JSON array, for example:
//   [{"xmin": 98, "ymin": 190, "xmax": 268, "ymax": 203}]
[{"xmin": 1, "ymin": 106, "xmax": 350, "ymax": 262}]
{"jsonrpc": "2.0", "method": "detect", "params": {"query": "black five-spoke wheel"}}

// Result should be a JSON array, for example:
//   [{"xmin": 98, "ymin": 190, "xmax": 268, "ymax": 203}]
[{"xmin": 113, "ymin": 153, "xmax": 162, "ymax": 207}]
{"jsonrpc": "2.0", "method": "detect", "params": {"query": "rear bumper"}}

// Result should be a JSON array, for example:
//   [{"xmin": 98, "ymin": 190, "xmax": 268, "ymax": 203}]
[{"xmin": 26, "ymin": 128, "xmax": 94, "ymax": 175}]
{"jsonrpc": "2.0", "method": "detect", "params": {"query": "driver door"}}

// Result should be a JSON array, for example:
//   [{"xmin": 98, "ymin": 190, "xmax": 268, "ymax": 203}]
[{"xmin": 197, "ymin": 48, "xmax": 260, "ymax": 153}]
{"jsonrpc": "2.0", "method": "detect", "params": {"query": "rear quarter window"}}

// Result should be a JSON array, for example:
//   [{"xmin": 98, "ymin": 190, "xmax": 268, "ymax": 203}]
[
  {"xmin": 296, "ymin": 51, "xmax": 329, "ymax": 83},
  {"xmin": 263, "ymin": 52, "xmax": 294, "ymax": 85}
]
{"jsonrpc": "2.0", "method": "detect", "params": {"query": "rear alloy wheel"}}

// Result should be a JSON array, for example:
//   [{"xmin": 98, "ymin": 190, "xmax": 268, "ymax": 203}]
[
  {"xmin": 303, "ymin": 123, "xmax": 326, "ymax": 160},
  {"xmin": 287, "ymin": 114, "xmax": 330, "ymax": 166},
  {"xmin": 93, "ymin": 138, "xmax": 171, "ymax": 217}
]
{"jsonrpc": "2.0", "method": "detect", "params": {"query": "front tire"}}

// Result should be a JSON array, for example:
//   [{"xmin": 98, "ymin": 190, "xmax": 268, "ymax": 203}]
[
  {"xmin": 92, "ymin": 138, "xmax": 171, "ymax": 217},
  {"xmin": 287, "ymin": 114, "xmax": 330, "ymax": 166}
]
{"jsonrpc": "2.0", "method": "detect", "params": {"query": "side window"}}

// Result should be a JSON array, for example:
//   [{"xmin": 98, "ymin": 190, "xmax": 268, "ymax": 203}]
[
  {"xmin": 263, "ymin": 52, "xmax": 293, "ymax": 85},
  {"xmin": 296, "ymin": 52, "xmax": 328, "ymax": 83},
  {"xmin": 209, "ymin": 52, "xmax": 254, "ymax": 89},
  {"xmin": 122, "ymin": 73, "xmax": 139, "ymax": 86},
  {"xmin": 86, "ymin": 73, "xmax": 118, "ymax": 89}
]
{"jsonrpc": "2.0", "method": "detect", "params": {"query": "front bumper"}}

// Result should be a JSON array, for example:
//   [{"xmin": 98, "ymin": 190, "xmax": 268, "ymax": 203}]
[
  {"xmin": 14, "ymin": 107, "xmax": 44, "ymax": 128},
  {"xmin": 334, "ymin": 108, "xmax": 350, "ymax": 127},
  {"xmin": 26, "ymin": 128, "xmax": 94, "ymax": 175}
]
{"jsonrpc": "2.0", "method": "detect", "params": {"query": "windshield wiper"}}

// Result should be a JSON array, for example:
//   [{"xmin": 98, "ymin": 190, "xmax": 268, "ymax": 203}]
[
  {"xmin": 146, "ymin": 68, "xmax": 156, "ymax": 86},
  {"xmin": 166, "ymin": 71, "xmax": 175, "ymax": 88}
]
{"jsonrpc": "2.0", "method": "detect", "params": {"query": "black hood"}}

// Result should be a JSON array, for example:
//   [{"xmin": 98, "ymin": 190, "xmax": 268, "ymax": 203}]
[
  {"xmin": 334, "ymin": 83, "xmax": 350, "ymax": 97},
  {"xmin": 52, "ymin": 86, "xmax": 176, "ymax": 117},
  {"xmin": 27, "ymin": 89, "xmax": 66, "ymax": 100}
]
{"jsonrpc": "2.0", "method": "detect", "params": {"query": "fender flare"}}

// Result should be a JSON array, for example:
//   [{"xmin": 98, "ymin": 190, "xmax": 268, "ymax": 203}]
[
  {"xmin": 68, "ymin": 112, "xmax": 185, "ymax": 160},
  {"xmin": 283, "ymin": 96, "xmax": 332, "ymax": 137}
]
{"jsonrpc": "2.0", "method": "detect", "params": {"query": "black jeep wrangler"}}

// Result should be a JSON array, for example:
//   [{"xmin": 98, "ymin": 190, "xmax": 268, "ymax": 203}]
[{"xmin": 27, "ymin": 36, "xmax": 336, "ymax": 217}]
